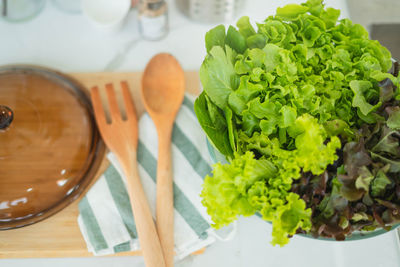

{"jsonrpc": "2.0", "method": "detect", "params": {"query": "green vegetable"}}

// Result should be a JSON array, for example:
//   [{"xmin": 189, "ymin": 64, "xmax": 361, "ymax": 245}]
[
  {"xmin": 387, "ymin": 107, "xmax": 400, "ymax": 129},
  {"xmin": 317, "ymin": 177, "xmax": 348, "ymax": 220},
  {"xmin": 276, "ymin": 4, "xmax": 309, "ymax": 20},
  {"xmin": 194, "ymin": 92, "xmax": 233, "ymax": 158},
  {"xmin": 201, "ymin": 152, "xmax": 277, "ymax": 228},
  {"xmin": 226, "ymin": 26, "xmax": 247, "ymax": 54},
  {"xmin": 350, "ymin": 80, "xmax": 381, "ymax": 117},
  {"xmin": 371, "ymin": 169, "xmax": 392, "ymax": 197},
  {"xmin": 201, "ymin": 151, "xmax": 312, "ymax": 246},
  {"xmin": 196, "ymin": 0, "xmax": 400, "ymax": 245},
  {"xmin": 205, "ymin": 25, "xmax": 225, "ymax": 53},
  {"xmin": 199, "ymin": 45, "xmax": 238, "ymax": 109}
]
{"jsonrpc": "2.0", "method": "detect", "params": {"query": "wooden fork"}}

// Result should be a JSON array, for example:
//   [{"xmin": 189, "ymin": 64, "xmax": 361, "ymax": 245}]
[{"xmin": 90, "ymin": 81, "xmax": 166, "ymax": 267}]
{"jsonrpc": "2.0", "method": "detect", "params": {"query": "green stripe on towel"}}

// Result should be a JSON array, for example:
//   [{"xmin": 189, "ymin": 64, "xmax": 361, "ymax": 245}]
[
  {"xmin": 172, "ymin": 124, "xmax": 212, "ymax": 179},
  {"xmin": 182, "ymin": 95, "xmax": 195, "ymax": 115},
  {"xmin": 104, "ymin": 165, "xmax": 138, "ymax": 239},
  {"xmin": 79, "ymin": 197, "xmax": 108, "ymax": 251},
  {"xmin": 137, "ymin": 140, "xmax": 210, "ymax": 239},
  {"xmin": 113, "ymin": 241, "xmax": 131, "ymax": 253}
]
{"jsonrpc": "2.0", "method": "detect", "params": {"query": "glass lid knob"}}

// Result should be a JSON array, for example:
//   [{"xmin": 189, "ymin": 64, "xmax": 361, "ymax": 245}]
[{"xmin": 0, "ymin": 105, "xmax": 13, "ymax": 130}]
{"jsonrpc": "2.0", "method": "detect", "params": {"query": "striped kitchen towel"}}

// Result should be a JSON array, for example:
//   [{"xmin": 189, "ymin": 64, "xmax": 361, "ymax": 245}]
[{"xmin": 77, "ymin": 94, "xmax": 232, "ymax": 259}]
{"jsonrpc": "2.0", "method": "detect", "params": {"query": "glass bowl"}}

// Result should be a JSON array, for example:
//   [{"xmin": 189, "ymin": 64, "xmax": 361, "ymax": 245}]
[
  {"xmin": 0, "ymin": 65, "xmax": 106, "ymax": 230},
  {"xmin": 0, "ymin": 0, "xmax": 46, "ymax": 23},
  {"xmin": 206, "ymin": 138, "xmax": 400, "ymax": 241}
]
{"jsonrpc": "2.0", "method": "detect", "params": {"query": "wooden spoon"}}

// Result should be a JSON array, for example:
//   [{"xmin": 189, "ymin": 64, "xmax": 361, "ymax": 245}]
[{"xmin": 141, "ymin": 53, "xmax": 185, "ymax": 267}]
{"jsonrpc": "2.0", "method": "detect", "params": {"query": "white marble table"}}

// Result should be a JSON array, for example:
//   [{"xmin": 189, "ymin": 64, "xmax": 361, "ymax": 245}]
[{"xmin": 1, "ymin": 0, "xmax": 400, "ymax": 266}]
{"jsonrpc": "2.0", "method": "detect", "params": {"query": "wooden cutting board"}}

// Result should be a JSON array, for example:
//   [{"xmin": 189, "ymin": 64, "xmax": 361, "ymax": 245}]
[{"xmin": 0, "ymin": 71, "xmax": 204, "ymax": 258}]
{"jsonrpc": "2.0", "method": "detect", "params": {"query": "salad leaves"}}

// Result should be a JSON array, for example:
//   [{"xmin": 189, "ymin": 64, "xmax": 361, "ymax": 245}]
[
  {"xmin": 194, "ymin": 92, "xmax": 233, "ymax": 158},
  {"xmin": 199, "ymin": 45, "xmax": 238, "ymax": 109},
  {"xmin": 195, "ymin": 0, "xmax": 400, "ymax": 246}
]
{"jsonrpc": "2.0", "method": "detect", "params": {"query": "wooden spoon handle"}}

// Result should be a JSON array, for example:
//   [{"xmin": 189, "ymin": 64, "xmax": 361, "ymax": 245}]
[
  {"xmin": 156, "ymin": 127, "xmax": 174, "ymax": 267},
  {"xmin": 122, "ymin": 152, "xmax": 166, "ymax": 267}
]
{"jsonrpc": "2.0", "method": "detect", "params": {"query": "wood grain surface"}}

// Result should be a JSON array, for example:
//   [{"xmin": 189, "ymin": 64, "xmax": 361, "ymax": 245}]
[{"xmin": 0, "ymin": 71, "xmax": 201, "ymax": 259}]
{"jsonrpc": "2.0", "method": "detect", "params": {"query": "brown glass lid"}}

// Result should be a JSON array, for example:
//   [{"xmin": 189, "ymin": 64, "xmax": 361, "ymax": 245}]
[{"xmin": 0, "ymin": 65, "xmax": 105, "ymax": 229}]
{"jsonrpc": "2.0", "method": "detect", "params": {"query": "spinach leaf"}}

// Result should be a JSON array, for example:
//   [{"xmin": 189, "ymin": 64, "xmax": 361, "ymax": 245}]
[
  {"xmin": 200, "ymin": 45, "xmax": 239, "ymax": 109},
  {"xmin": 205, "ymin": 25, "xmax": 226, "ymax": 53},
  {"xmin": 194, "ymin": 92, "xmax": 233, "ymax": 158}
]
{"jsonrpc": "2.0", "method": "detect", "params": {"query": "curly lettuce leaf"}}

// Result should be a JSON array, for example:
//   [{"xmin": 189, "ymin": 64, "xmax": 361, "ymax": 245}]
[
  {"xmin": 202, "ymin": 152, "xmax": 311, "ymax": 246},
  {"xmin": 387, "ymin": 107, "xmax": 400, "ymax": 130},
  {"xmin": 201, "ymin": 152, "xmax": 277, "ymax": 227},
  {"xmin": 289, "ymin": 114, "xmax": 341, "ymax": 175},
  {"xmin": 371, "ymin": 169, "xmax": 392, "ymax": 198},
  {"xmin": 371, "ymin": 126, "xmax": 400, "ymax": 156},
  {"xmin": 338, "ymin": 140, "xmax": 372, "ymax": 201},
  {"xmin": 317, "ymin": 177, "xmax": 348, "ymax": 219},
  {"xmin": 276, "ymin": 4, "xmax": 309, "ymax": 20},
  {"xmin": 349, "ymin": 80, "xmax": 381, "ymax": 116},
  {"xmin": 270, "ymin": 193, "xmax": 312, "ymax": 246}
]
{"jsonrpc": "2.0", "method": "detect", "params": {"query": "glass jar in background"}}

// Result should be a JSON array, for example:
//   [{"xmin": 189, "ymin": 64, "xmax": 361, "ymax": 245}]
[
  {"xmin": 175, "ymin": 0, "xmax": 246, "ymax": 24},
  {"xmin": 138, "ymin": 0, "xmax": 168, "ymax": 41},
  {"xmin": 0, "ymin": 0, "xmax": 46, "ymax": 23}
]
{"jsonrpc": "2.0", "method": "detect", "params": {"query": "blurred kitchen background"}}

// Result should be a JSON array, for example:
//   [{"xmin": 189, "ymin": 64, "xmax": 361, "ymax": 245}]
[{"xmin": 0, "ymin": 0, "xmax": 399, "ymax": 71}]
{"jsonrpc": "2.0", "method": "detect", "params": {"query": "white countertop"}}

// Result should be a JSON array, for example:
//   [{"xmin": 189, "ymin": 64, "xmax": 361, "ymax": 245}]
[{"xmin": 1, "ymin": 0, "xmax": 400, "ymax": 266}]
